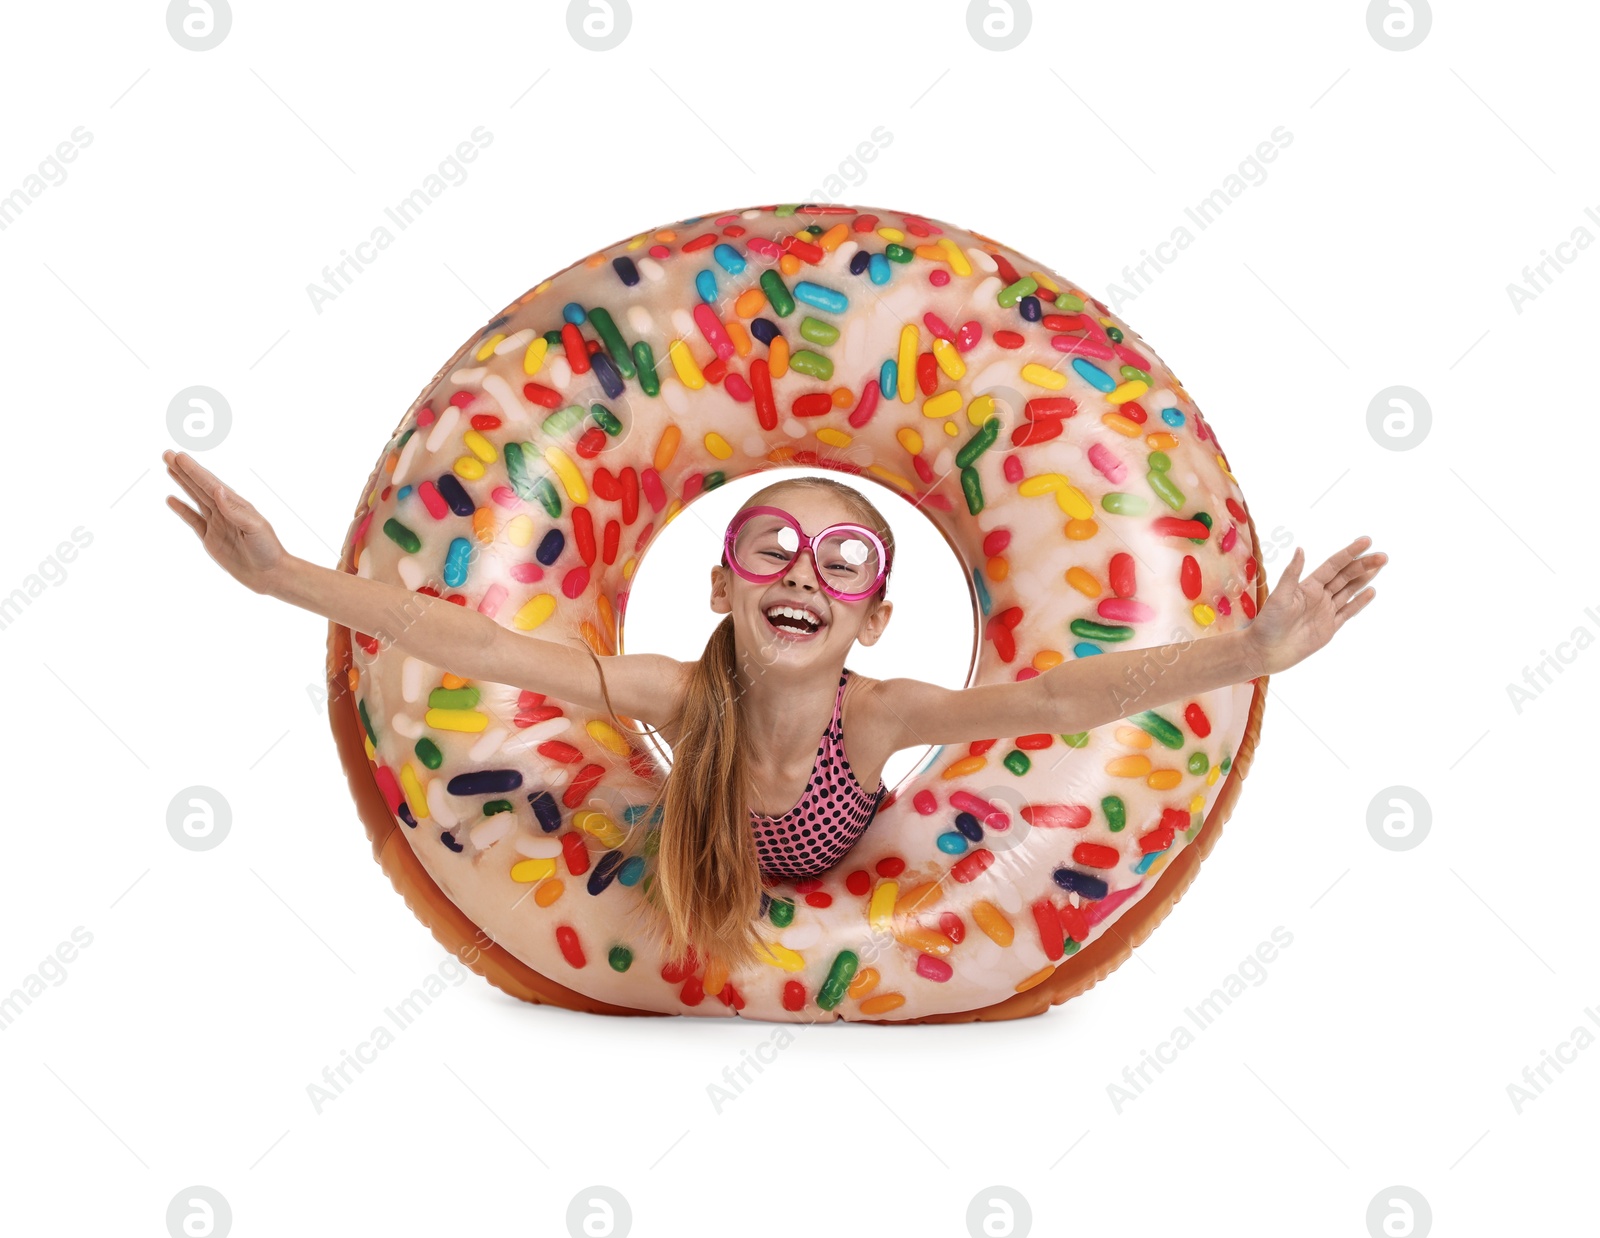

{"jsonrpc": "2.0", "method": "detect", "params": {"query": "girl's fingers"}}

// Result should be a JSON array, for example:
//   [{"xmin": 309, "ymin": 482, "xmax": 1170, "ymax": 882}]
[
  {"xmin": 165, "ymin": 495, "xmax": 207, "ymax": 536},
  {"xmin": 1308, "ymin": 536, "xmax": 1373, "ymax": 589},
  {"xmin": 1332, "ymin": 586, "xmax": 1376, "ymax": 630},
  {"xmin": 166, "ymin": 462, "xmax": 217, "ymax": 520}
]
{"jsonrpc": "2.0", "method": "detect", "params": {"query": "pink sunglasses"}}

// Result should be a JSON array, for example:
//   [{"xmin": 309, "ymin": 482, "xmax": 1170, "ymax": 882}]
[{"xmin": 721, "ymin": 505, "xmax": 891, "ymax": 602}]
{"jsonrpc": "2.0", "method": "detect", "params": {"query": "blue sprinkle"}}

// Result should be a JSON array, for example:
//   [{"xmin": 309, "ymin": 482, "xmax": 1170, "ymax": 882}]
[
  {"xmin": 750, "ymin": 317, "xmax": 779, "ymax": 346},
  {"xmin": 973, "ymin": 567, "xmax": 992, "ymax": 618},
  {"xmin": 868, "ymin": 252, "xmax": 891, "ymax": 285},
  {"xmin": 879, "ymin": 358, "xmax": 897, "ymax": 400},
  {"xmin": 562, "ymin": 302, "xmax": 586, "ymax": 325},
  {"xmin": 793, "ymin": 280, "xmax": 848, "ymax": 313},
  {"xmin": 694, "ymin": 269, "xmax": 718, "ymax": 304},
  {"xmin": 1053, "ymin": 867, "xmax": 1109, "ymax": 900},
  {"xmin": 587, "ymin": 850, "xmax": 625, "ymax": 895},
  {"xmin": 1019, "ymin": 295, "xmax": 1041, "ymax": 322},
  {"xmin": 1072, "ymin": 357, "xmax": 1116, "ymax": 392},
  {"xmin": 936, "ymin": 832, "xmax": 969, "ymax": 855},
  {"xmin": 443, "ymin": 537, "xmax": 473, "ymax": 588},
  {"xmin": 399, "ymin": 803, "xmax": 418, "ymax": 829},
  {"xmin": 849, "ymin": 250, "xmax": 872, "ymax": 276},
  {"xmin": 439, "ymin": 831, "xmax": 463, "ymax": 852},
  {"xmin": 954, "ymin": 811, "xmax": 984, "ymax": 842},
  {"xmin": 436, "ymin": 474, "xmax": 474, "ymax": 517},
  {"xmin": 592, "ymin": 350, "xmax": 624, "ymax": 399},
  {"xmin": 612, "ymin": 256, "xmax": 640, "ymax": 286},
  {"xmin": 527, "ymin": 790, "xmax": 562, "ymax": 833},
  {"xmin": 446, "ymin": 768, "xmax": 523, "ymax": 796},
  {"xmin": 1133, "ymin": 850, "xmax": 1164, "ymax": 875},
  {"xmin": 618, "ymin": 855, "xmax": 647, "ymax": 886},
  {"xmin": 396, "ymin": 484, "xmax": 413, "ymax": 502},
  {"xmin": 535, "ymin": 528, "xmax": 565, "ymax": 566},
  {"xmin": 1073, "ymin": 642, "xmax": 1103, "ymax": 658},
  {"xmin": 712, "ymin": 243, "xmax": 746, "ymax": 275},
  {"xmin": 1161, "ymin": 407, "xmax": 1185, "ymax": 427}
]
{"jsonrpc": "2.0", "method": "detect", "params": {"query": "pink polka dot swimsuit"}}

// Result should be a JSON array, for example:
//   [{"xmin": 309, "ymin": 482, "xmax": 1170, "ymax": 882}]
[{"xmin": 750, "ymin": 667, "xmax": 887, "ymax": 881}]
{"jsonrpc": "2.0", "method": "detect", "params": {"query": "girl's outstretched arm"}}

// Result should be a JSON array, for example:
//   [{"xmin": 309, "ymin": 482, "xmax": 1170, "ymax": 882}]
[
  {"xmin": 162, "ymin": 450, "xmax": 688, "ymax": 728},
  {"xmin": 864, "ymin": 534, "xmax": 1388, "ymax": 753}
]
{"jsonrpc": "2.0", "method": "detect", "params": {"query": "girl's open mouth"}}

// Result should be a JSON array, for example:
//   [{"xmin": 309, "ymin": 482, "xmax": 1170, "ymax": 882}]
[{"xmin": 763, "ymin": 607, "xmax": 824, "ymax": 639}]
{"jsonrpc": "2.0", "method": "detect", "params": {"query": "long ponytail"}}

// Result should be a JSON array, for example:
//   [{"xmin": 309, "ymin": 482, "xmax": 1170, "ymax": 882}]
[{"xmin": 585, "ymin": 615, "xmax": 765, "ymax": 977}]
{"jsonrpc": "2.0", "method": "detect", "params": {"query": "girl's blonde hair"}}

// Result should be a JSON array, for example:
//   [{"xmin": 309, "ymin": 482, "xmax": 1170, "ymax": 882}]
[{"xmin": 583, "ymin": 474, "xmax": 896, "ymax": 981}]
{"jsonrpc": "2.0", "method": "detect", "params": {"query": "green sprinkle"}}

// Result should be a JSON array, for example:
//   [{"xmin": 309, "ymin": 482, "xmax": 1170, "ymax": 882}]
[
  {"xmin": 704, "ymin": 471, "xmax": 727, "ymax": 491},
  {"xmin": 541, "ymin": 405, "xmax": 586, "ymax": 437},
  {"xmin": 1187, "ymin": 751, "xmax": 1210, "ymax": 775},
  {"xmin": 760, "ymin": 270, "xmax": 796, "ymax": 317},
  {"xmin": 1102, "ymin": 795, "xmax": 1126, "ymax": 831},
  {"xmin": 483, "ymin": 799, "xmax": 513, "ymax": 816},
  {"xmin": 1070, "ymin": 618, "xmax": 1134, "ymax": 642},
  {"xmin": 358, "ymin": 699, "xmax": 376, "ymax": 746},
  {"xmin": 589, "ymin": 403, "xmax": 622, "ymax": 436},
  {"xmin": 608, "ymin": 945, "xmax": 633, "ymax": 972},
  {"xmin": 1130, "ymin": 709, "xmax": 1184, "ymax": 749},
  {"xmin": 956, "ymin": 416, "xmax": 1000, "ymax": 470},
  {"xmin": 504, "ymin": 442, "xmax": 536, "ymax": 500},
  {"xmin": 1101, "ymin": 492, "xmax": 1150, "ymax": 516},
  {"xmin": 1220, "ymin": 754, "xmax": 1232, "ymax": 774},
  {"xmin": 633, "ymin": 341, "xmax": 660, "ymax": 396},
  {"xmin": 1063, "ymin": 938, "xmax": 1082, "ymax": 956},
  {"xmin": 775, "ymin": 204, "xmax": 798, "ymax": 217},
  {"xmin": 532, "ymin": 474, "xmax": 561, "ymax": 518},
  {"xmin": 799, "ymin": 316, "xmax": 840, "ymax": 346},
  {"xmin": 960, "ymin": 465, "xmax": 985, "ymax": 515},
  {"xmin": 885, "ymin": 243, "xmax": 913, "ymax": 263},
  {"xmin": 1119, "ymin": 364, "xmax": 1149, "ymax": 383},
  {"xmin": 998, "ymin": 277, "xmax": 1038, "ymax": 308},
  {"xmin": 817, "ymin": 950, "xmax": 860, "ymax": 1010},
  {"xmin": 789, "ymin": 350, "xmax": 833, "ymax": 381},
  {"xmin": 429, "ymin": 687, "xmax": 481, "ymax": 710},
  {"xmin": 1106, "ymin": 326, "xmax": 1124, "ymax": 344},
  {"xmin": 586, "ymin": 307, "xmax": 636, "ymax": 378},
  {"xmin": 1003, "ymin": 749, "xmax": 1030, "ymax": 776},
  {"xmin": 1147, "ymin": 469, "xmax": 1186, "ymax": 511},
  {"xmin": 542, "ymin": 329, "xmax": 563, "ymax": 348},
  {"xmin": 1063, "ymin": 731, "xmax": 1091, "ymax": 748},
  {"xmin": 382, "ymin": 518, "xmax": 421, "ymax": 553},
  {"xmin": 1190, "ymin": 511, "xmax": 1213, "ymax": 545},
  {"xmin": 769, "ymin": 897, "xmax": 795, "ymax": 928},
  {"xmin": 415, "ymin": 738, "xmax": 443, "ymax": 770},
  {"xmin": 1055, "ymin": 293, "xmax": 1086, "ymax": 312},
  {"xmin": 1147, "ymin": 451, "xmax": 1172, "ymax": 473}
]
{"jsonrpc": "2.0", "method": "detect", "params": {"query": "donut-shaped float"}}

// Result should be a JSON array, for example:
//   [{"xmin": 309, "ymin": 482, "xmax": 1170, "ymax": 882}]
[{"xmin": 327, "ymin": 203, "xmax": 1270, "ymax": 1023}]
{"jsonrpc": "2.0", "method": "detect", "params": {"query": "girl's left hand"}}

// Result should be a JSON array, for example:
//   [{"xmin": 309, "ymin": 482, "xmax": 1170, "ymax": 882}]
[{"xmin": 1246, "ymin": 535, "xmax": 1388, "ymax": 676}]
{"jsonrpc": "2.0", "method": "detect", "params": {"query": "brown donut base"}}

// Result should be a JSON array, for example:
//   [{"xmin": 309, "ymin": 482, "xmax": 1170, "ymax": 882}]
[{"xmin": 327, "ymin": 490, "xmax": 1270, "ymax": 1024}]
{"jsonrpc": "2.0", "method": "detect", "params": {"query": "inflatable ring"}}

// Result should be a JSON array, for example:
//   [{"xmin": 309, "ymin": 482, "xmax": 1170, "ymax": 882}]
[{"xmin": 328, "ymin": 203, "xmax": 1271, "ymax": 1023}]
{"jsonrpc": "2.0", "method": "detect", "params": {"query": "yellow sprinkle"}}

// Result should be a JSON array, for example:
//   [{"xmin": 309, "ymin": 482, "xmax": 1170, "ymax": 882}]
[
  {"xmin": 625, "ymin": 233, "xmax": 649, "ymax": 250},
  {"xmin": 1066, "ymin": 566, "xmax": 1102, "ymax": 597},
  {"xmin": 453, "ymin": 456, "xmax": 485, "ymax": 481},
  {"xmin": 1107, "ymin": 379, "xmax": 1149, "ymax": 405},
  {"xmin": 513, "ymin": 593, "xmax": 557, "ymax": 631},
  {"xmin": 510, "ymin": 858, "xmax": 557, "ymax": 883},
  {"xmin": 575, "ymin": 810, "xmax": 625, "ymax": 848},
  {"xmin": 1019, "ymin": 472, "xmax": 1066, "ymax": 497},
  {"xmin": 816, "ymin": 427, "xmax": 851, "ymax": 448},
  {"xmin": 1144, "ymin": 851, "xmax": 1174, "ymax": 879},
  {"xmin": 931, "ymin": 337, "xmax": 966, "ymax": 381},
  {"xmin": 507, "ymin": 514, "xmax": 534, "ymax": 548},
  {"xmin": 476, "ymin": 333, "xmax": 506, "ymax": 362},
  {"xmin": 922, "ymin": 390, "xmax": 962, "ymax": 419},
  {"xmin": 704, "ymin": 431, "xmax": 733, "ymax": 460},
  {"xmin": 757, "ymin": 940, "xmax": 805, "ymax": 972},
  {"xmin": 463, "ymin": 429, "xmax": 497, "ymax": 463},
  {"xmin": 896, "ymin": 324, "xmax": 917, "ymax": 402},
  {"xmin": 543, "ymin": 445, "xmax": 589, "ymax": 503},
  {"xmin": 1021, "ymin": 363, "xmax": 1066, "ymax": 390},
  {"xmin": 1030, "ymin": 270, "xmax": 1060, "ymax": 294},
  {"xmin": 967, "ymin": 394, "xmax": 995, "ymax": 427},
  {"xmin": 868, "ymin": 880, "xmax": 899, "ymax": 930},
  {"xmin": 938, "ymin": 237, "xmax": 972, "ymax": 276},
  {"xmin": 1054, "ymin": 484, "xmax": 1093, "ymax": 520},
  {"xmin": 866, "ymin": 463, "xmax": 916, "ymax": 492},
  {"xmin": 534, "ymin": 879, "xmax": 564, "ymax": 907},
  {"xmin": 943, "ymin": 420, "xmax": 958, "ymax": 436},
  {"xmin": 1206, "ymin": 765, "xmax": 1221, "ymax": 787},
  {"xmin": 942, "ymin": 754, "xmax": 987, "ymax": 779},
  {"xmin": 523, "ymin": 336, "xmax": 548, "ymax": 376},
  {"xmin": 362, "ymin": 733, "xmax": 375, "ymax": 760},
  {"xmin": 425, "ymin": 708, "xmax": 488, "ymax": 733},
  {"xmin": 896, "ymin": 426, "xmax": 924, "ymax": 455},
  {"xmin": 399, "ymin": 763, "xmax": 429, "ymax": 820},
  {"xmin": 668, "ymin": 338, "xmax": 705, "ymax": 389},
  {"xmin": 1106, "ymin": 754, "xmax": 1152, "ymax": 778},
  {"xmin": 1192, "ymin": 603, "xmax": 1217, "ymax": 626},
  {"xmin": 655, "ymin": 424, "xmax": 681, "ymax": 473},
  {"xmin": 859, "ymin": 992, "xmax": 907, "ymax": 1015},
  {"xmin": 1189, "ymin": 793, "xmax": 1207, "ymax": 813},
  {"xmin": 586, "ymin": 719, "xmax": 630, "ymax": 756},
  {"xmin": 1116, "ymin": 726, "xmax": 1154, "ymax": 749},
  {"xmin": 877, "ymin": 226, "xmax": 905, "ymax": 242}
]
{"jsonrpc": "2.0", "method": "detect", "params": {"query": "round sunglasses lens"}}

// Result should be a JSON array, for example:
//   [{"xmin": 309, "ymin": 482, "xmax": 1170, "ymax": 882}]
[{"xmin": 731, "ymin": 516, "xmax": 880, "ymax": 592}]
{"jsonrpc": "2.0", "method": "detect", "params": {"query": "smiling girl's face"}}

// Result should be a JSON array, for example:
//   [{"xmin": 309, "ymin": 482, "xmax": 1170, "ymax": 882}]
[{"xmin": 710, "ymin": 486, "xmax": 893, "ymax": 669}]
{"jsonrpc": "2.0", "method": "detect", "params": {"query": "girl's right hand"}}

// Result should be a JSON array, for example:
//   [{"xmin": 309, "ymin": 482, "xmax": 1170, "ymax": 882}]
[{"xmin": 163, "ymin": 449, "xmax": 291, "ymax": 594}]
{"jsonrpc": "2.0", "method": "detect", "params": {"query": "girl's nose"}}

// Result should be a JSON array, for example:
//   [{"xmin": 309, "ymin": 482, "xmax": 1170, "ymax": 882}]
[{"xmin": 785, "ymin": 549, "xmax": 820, "ymax": 589}]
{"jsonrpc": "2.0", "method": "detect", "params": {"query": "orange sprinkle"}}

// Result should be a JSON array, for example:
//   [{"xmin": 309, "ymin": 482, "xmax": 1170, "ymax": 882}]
[
  {"xmin": 847, "ymin": 967, "xmax": 880, "ymax": 997},
  {"xmin": 986, "ymin": 555, "xmax": 1009, "ymax": 582},
  {"xmin": 734, "ymin": 288, "xmax": 764, "ymax": 317},
  {"xmin": 725, "ymin": 319, "xmax": 751, "ymax": 357},
  {"xmin": 1066, "ymin": 566, "xmax": 1102, "ymax": 596},
  {"xmin": 818, "ymin": 223, "xmax": 849, "ymax": 251},
  {"xmin": 1065, "ymin": 518, "xmax": 1098, "ymax": 540},
  {"xmin": 832, "ymin": 386, "xmax": 853, "ymax": 409},
  {"xmin": 859, "ymin": 992, "xmax": 906, "ymax": 1015},
  {"xmin": 654, "ymin": 424, "xmax": 681, "ymax": 473},
  {"xmin": 1015, "ymin": 964, "xmax": 1056, "ymax": 992},
  {"xmin": 769, "ymin": 336, "xmax": 790, "ymax": 379}
]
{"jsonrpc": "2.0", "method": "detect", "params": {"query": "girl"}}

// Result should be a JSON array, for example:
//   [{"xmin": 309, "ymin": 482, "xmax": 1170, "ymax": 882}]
[{"xmin": 162, "ymin": 448, "xmax": 1388, "ymax": 975}]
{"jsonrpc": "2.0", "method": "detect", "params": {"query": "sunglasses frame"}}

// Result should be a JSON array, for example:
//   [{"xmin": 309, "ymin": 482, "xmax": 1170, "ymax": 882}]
[{"xmin": 721, "ymin": 505, "xmax": 891, "ymax": 602}]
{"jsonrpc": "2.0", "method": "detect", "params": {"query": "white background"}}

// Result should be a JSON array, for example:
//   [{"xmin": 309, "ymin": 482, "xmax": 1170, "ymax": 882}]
[{"xmin": 1, "ymin": 1, "xmax": 1593, "ymax": 1234}]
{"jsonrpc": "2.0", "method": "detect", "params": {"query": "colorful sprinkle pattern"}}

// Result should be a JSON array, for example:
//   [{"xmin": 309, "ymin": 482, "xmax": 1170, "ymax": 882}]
[{"xmin": 335, "ymin": 204, "xmax": 1262, "ymax": 1022}]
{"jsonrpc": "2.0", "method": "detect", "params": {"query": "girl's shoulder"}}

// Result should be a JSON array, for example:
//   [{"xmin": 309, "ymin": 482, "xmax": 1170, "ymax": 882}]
[{"xmin": 840, "ymin": 667, "xmax": 905, "ymax": 770}]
